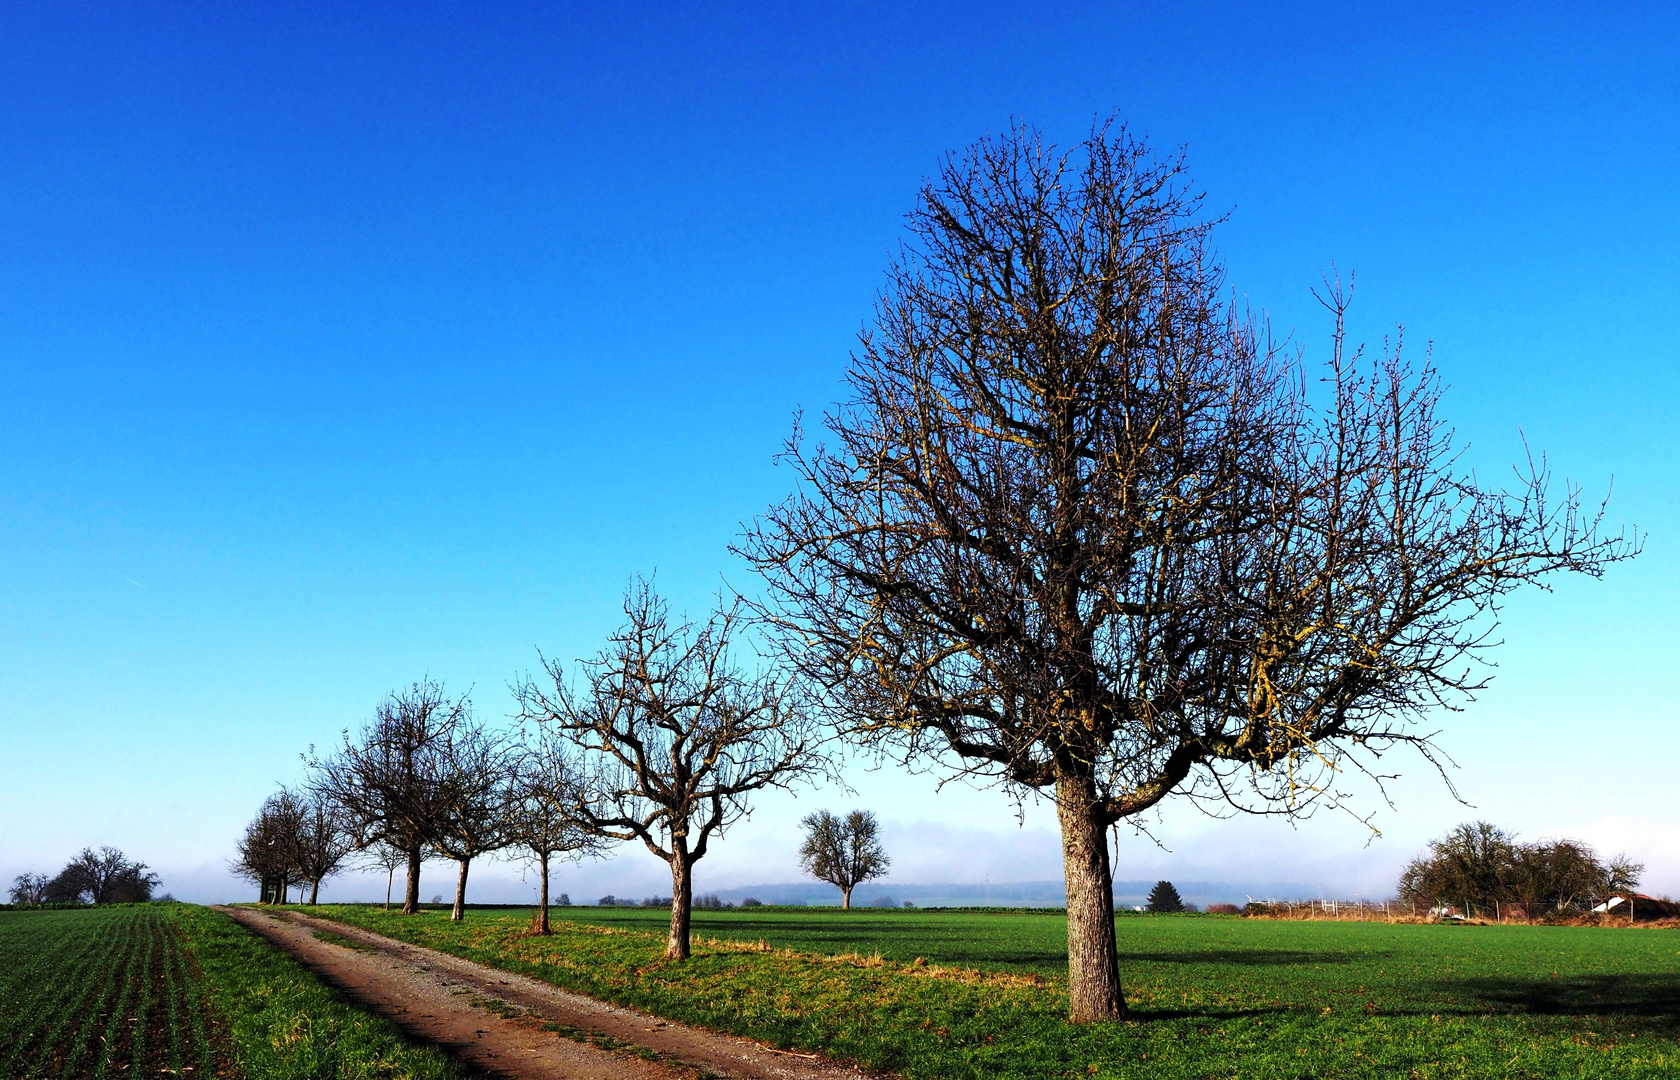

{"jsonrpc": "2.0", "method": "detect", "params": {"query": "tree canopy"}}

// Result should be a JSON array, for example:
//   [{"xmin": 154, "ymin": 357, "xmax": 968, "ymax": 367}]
[{"xmin": 741, "ymin": 119, "xmax": 1637, "ymax": 1020}]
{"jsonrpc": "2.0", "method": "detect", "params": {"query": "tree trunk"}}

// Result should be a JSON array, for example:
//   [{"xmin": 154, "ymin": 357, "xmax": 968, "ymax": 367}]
[
  {"xmin": 402, "ymin": 847, "xmax": 422, "ymax": 915},
  {"xmin": 1057, "ymin": 766, "xmax": 1127, "ymax": 1022},
  {"xmin": 537, "ymin": 852, "xmax": 551, "ymax": 935},
  {"xmin": 309, "ymin": 877, "xmax": 320, "ymax": 905},
  {"xmin": 452, "ymin": 858, "xmax": 471, "ymax": 922},
  {"xmin": 277, "ymin": 873, "xmax": 288, "ymax": 906},
  {"xmin": 842, "ymin": 885, "xmax": 852, "ymax": 910},
  {"xmin": 667, "ymin": 849, "xmax": 693, "ymax": 960},
  {"xmin": 385, "ymin": 866, "xmax": 394, "ymax": 910}
]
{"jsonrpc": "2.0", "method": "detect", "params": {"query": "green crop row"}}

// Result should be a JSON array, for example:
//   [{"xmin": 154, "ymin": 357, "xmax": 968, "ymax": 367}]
[{"xmin": 0, "ymin": 904, "xmax": 472, "ymax": 1080}]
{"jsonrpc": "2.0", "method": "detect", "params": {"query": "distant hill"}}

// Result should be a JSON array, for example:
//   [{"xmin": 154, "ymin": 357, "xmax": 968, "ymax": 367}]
[{"xmin": 693, "ymin": 880, "xmax": 1346, "ymax": 909}]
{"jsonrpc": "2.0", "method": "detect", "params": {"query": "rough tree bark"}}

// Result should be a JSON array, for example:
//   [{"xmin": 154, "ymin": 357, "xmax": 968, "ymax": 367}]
[
  {"xmin": 1058, "ymin": 767, "xmax": 1123, "ymax": 1019},
  {"xmin": 452, "ymin": 860, "xmax": 471, "ymax": 922},
  {"xmin": 668, "ymin": 842, "xmax": 694, "ymax": 960},
  {"xmin": 536, "ymin": 852, "xmax": 551, "ymax": 934},
  {"xmin": 403, "ymin": 848, "xmax": 423, "ymax": 915}
]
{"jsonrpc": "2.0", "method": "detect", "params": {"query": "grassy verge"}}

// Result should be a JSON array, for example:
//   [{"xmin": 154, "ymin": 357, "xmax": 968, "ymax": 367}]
[{"xmin": 310, "ymin": 904, "xmax": 1680, "ymax": 1079}]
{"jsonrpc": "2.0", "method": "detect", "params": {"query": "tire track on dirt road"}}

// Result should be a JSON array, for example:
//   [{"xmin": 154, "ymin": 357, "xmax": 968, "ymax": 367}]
[{"xmin": 216, "ymin": 906, "xmax": 879, "ymax": 1080}]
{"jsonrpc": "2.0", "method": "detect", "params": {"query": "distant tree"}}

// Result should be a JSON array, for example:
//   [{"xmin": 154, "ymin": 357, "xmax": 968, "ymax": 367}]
[
  {"xmin": 798, "ymin": 809, "xmax": 890, "ymax": 909},
  {"xmin": 428, "ymin": 713, "xmax": 518, "ymax": 922},
  {"xmin": 359, "ymin": 840, "xmax": 407, "ymax": 910},
  {"xmin": 1509, "ymin": 838, "xmax": 1607, "ymax": 912},
  {"xmin": 1397, "ymin": 822, "xmax": 1641, "ymax": 916},
  {"xmin": 1397, "ymin": 821, "xmax": 1518, "ymax": 917},
  {"xmin": 49, "ymin": 847, "xmax": 160, "ymax": 904},
  {"xmin": 8, "ymin": 873, "xmax": 49, "ymax": 905},
  {"xmin": 517, "ymin": 580, "xmax": 831, "ymax": 959},
  {"xmin": 741, "ymin": 897, "xmax": 764, "ymax": 907},
  {"xmin": 1146, "ymin": 881, "xmax": 1184, "ymax": 913},
  {"xmin": 310, "ymin": 680, "xmax": 466, "ymax": 914},
  {"xmin": 233, "ymin": 789, "xmax": 308, "ymax": 903},
  {"xmin": 507, "ymin": 723, "xmax": 602, "ymax": 934},
  {"xmin": 739, "ymin": 121, "xmax": 1637, "ymax": 1019},
  {"xmin": 294, "ymin": 791, "xmax": 357, "ymax": 904},
  {"xmin": 557, "ymin": 893, "xmax": 571, "ymax": 907}
]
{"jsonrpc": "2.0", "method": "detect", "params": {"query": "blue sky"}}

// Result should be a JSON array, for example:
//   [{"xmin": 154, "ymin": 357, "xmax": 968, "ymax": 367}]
[{"xmin": 2, "ymin": 2, "xmax": 1676, "ymax": 904}]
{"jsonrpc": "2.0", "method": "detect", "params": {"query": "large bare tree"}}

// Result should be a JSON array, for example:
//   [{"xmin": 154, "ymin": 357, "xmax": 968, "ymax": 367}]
[
  {"xmin": 508, "ymin": 723, "xmax": 604, "ymax": 934},
  {"xmin": 798, "ymin": 809, "xmax": 889, "ymax": 909},
  {"xmin": 430, "ymin": 715, "xmax": 518, "ymax": 922},
  {"xmin": 740, "ymin": 121, "xmax": 1637, "ymax": 1020},
  {"xmin": 516, "ymin": 580, "xmax": 829, "ymax": 959},
  {"xmin": 310, "ymin": 680, "xmax": 466, "ymax": 914}
]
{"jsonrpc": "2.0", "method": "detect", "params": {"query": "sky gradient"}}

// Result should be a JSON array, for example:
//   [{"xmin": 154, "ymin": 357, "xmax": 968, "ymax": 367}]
[{"xmin": 2, "ymin": 2, "xmax": 1676, "ymax": 904}]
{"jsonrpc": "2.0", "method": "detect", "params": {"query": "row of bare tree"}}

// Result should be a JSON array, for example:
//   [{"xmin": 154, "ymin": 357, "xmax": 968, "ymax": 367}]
[
  {"xmin": 236, "ymin": 582, "xmax": 830, "ymax": 956},
  {"xmin": 241, "ymin": 118, "xmax": 1636, "ymax": 1021}
]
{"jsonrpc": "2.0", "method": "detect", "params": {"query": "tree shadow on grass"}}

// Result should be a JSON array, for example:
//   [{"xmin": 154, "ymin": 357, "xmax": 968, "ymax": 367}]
[
  {"xmin": 1449, "ymin": 974, "xmax": 1680, "ymax": 1033},
  {"xmin": 1122, "ymin": 949, "xmax": 1362, "ymax": 967},
  {"xmin": 1125, "ymin": 1004, "xmax": 1293, "ymax": 1022}
]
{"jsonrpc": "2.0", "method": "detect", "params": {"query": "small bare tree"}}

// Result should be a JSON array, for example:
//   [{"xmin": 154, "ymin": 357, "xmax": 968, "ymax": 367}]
[
  {"xmin": 295, "ymin": 792, "xmax": 357, "ymax": 904},
  {"xmin": 516, "ymin": 580, "xmax": 830, "ymax": 959},
  {"xmin": 309, "ymin": 680, "xmax": 465, "ymax": 914},
  {"xmin": 798, "ymin": 810, "xmax": 889, "ymax": 909},
  {"xmin": 429, "ymin": 715, "xmax": 518, "ymax": 922},
  {"xmin": 360, "ymin": 840, "xmax": 407, "ymax": 910},
  {"xmin": 740, "ymin": 120, "xmax": 1638, "ymax": 1020},
  {"xmin": 8, "ymin": 873, "xmax": 50, "ymax": 905},
  {"xmin": 508, "ymin": 723, "xmax": 603, "ymax": 933}
]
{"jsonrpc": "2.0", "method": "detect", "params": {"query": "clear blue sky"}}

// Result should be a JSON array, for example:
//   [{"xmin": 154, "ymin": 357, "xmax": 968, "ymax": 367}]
[{"xmin": 3, "ymin": 2, "xmax": 1676, "ymax": 903}]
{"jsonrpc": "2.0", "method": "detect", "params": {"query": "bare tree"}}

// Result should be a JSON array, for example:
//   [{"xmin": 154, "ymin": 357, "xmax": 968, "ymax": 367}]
[
  {"xmin": 508, "ymin": 723, "xmax": 604, "ymax": 933},
  {"xmin": 1398, "ymin": 822, "xmax": 1645, "ymax": 916},
  {"xmin": 429, "ymin": 715, "xmax": 518, "ymax": 922},
  {"xmin": 51, "ymin": 847, "xmax": 161, "ymax": 904},
  {"xmin": 309, "ymin": 680, "xmax": 466, "ymax": 914},
  {"xmin": 295, "ymin": 792, "xmax": 357, "ymax": 904},
  {"xmin": 359, "ymin": 840, "xmax": 407, "ymax": 910},
  {"xmin": 8, "ymin": 873, "xmax": 50, "ymax": 905},
  {"xmin": 516, "ymin": 580, "xmax": 829, "ymax": 960},
  {"xmin": 798, "ymin": 810, "xmax": 889, "ymax": 909},
  {"xmin": 233, "ymin": 789, "xmax": 307, "ymax": 903},
  {"xmin": 740, "ymin": 121, "xmax": 1638, "ymax": 1020}
]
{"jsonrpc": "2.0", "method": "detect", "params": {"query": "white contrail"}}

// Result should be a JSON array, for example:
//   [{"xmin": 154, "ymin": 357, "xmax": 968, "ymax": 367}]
[{"xmin": 112, "ymin": 571, "xmax": 143, "ymax": 588}]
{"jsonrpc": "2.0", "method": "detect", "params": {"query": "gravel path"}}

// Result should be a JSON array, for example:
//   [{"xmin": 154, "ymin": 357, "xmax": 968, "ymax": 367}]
[{"xmin": 217, "ymin": 906, "xmax": 875, "ymax": 1080}]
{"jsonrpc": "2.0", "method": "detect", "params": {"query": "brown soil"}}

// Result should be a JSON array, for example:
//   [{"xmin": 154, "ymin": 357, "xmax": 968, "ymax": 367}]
[{"xmin": 216, "ymin": 906, "xmax": 880, "ymax": 1080}]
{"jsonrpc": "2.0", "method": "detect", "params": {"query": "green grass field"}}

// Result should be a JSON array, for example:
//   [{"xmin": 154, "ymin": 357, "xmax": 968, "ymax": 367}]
[
  {"xmin": 0, "ymin": 904, "xmax": 219, "ymax": 1080},
  {"xmin": 315, "ymin": 903, "xmax": 1680, "ymax": 1080},
  {"xmin": 0, "ymin": 903, "xmax": 471, "ymax": 1080}
]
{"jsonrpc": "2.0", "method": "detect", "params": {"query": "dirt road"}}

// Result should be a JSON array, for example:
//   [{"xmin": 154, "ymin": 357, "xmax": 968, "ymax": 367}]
[{"xmin": 217, "ymin": 906, "xmax": 876, "ymax": 1080}]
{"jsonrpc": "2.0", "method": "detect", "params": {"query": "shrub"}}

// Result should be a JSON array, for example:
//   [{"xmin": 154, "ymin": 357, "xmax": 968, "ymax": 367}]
[{"xmin": 1207, "ymin": 903, "xmax": 1241, "ymax": 915}]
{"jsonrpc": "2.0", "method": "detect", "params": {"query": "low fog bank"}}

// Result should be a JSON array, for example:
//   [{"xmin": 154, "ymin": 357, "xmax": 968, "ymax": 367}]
[{"xmin": 10, "ymin": 793, "xmax": 1671, "ymax": 906}]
